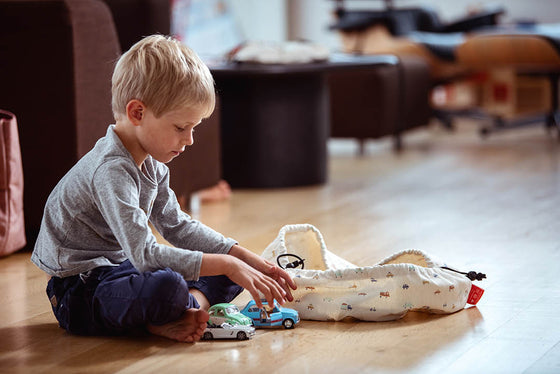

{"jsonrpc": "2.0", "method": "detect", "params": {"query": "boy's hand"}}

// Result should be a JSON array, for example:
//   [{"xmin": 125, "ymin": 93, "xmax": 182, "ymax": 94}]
[
  {"xmin": 226, "ymin": 245, "xmax": 297, "ymax": 307},
  {"xmin": 223, "ymin": 257, "xmax": 288, "ymax": 309},
  {"xmin": 200, "ymin": 250, "xmax": 296, "ymax": 309},
  {"xmin": 253, "ymin": 258, "xmax": 297, "ymax": 303}
]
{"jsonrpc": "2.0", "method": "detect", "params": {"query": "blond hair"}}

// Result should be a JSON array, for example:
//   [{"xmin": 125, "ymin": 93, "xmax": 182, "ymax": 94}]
[{"xmin": 111, "ymin": 35, "xmax": 215, "ymax": 120}]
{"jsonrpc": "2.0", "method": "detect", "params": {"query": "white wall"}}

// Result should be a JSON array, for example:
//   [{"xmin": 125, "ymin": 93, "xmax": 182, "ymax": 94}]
[
  {"xmin": 171, "ymin": 0, "xmax": 288, "ymax": 61},
  {"xmin": 233, "ymin": 0, "xmax": 560, "ymax": 51},
  {"xmin": 406, "ymin": 0, "xmax": 560, "ymax": 23},
  {"xmin": 229, "ymin": 0, "xmax": 287, "ymax": 41}
]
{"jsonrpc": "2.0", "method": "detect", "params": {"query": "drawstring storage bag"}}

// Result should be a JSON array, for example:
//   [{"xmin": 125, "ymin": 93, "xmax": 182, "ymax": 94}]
[
  {"xmin": 0, "ymin": 110, "xmax": 26, "ymax": 256},
  {"xmin": 262, "ymin": 224, "xmax": 484, "ymax": 322}
]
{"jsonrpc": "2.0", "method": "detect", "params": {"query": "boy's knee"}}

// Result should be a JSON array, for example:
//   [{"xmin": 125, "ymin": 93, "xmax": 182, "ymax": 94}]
[
  {"xmin": 141, "ymin": 269, "xmax": 195, "ymax": 326},
  {"xmin": 145, "ymin": 268, "xmax": 188, "ymax": 303}
]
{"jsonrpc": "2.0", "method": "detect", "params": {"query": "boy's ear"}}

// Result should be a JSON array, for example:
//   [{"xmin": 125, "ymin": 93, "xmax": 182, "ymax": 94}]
[{"xmin": 126, "ymin": 100, "xmax": 146, "ymax": 126}]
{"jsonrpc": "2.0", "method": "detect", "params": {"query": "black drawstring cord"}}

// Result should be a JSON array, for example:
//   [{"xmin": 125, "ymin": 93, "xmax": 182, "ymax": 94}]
[
  {"xmin": 276, "ymin": 254, "xmax": 485, "ymax": 280},
  {"xmin": 441, "ymin": 266, "xmax": 486, "ymax": 281}
]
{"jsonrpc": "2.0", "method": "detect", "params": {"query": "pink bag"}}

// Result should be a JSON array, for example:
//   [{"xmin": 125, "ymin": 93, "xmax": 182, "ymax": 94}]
[{"xmin": 0, "ymin": 110, "xmax": 26, "ymax": 256}]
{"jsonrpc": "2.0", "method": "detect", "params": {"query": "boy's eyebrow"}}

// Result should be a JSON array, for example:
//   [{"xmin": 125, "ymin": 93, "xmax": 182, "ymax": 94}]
[{"xmin": 176, "ymin": 120, "xmax": 201, "ymax": 126}]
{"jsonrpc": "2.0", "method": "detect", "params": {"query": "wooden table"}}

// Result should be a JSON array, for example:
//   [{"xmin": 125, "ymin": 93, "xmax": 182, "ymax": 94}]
[{"xmin": 210, "ymin": 54, "xmax": 399, "ymax": 188}]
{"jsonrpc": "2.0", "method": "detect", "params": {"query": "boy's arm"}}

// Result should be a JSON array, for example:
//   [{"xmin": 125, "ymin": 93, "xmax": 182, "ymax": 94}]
[
  {"xmin": 92, "ymin": 162, "xmax": 209, "ymax": 280},
  {"xmin": 150, "ymin": 167, "xmax": 235, "ymax": 255}
]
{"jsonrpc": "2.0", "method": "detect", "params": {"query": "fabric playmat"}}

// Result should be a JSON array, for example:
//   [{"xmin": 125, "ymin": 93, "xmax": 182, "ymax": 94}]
[{"xmin": 262, "ymin": 224, "xmax": 484, "ymax": 322}]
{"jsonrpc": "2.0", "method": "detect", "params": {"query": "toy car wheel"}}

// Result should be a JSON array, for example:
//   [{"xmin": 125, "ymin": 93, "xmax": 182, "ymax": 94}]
[
  {"xmin": 236, "ymin": 331, "xmax": 247, "ymax": 340},
  {"xmin": 283, "ymin": 319, "xmax": 295, "ymax": 329},
  {"xmin": 202, "ymin": 331, "xmax": 213, "ymax": 340}
]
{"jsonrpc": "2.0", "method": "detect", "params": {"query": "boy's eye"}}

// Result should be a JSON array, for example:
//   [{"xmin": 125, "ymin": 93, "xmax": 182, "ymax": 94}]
[{"xmin": 175, "ymin": 125, "xmax": 185, "ymax": 132}]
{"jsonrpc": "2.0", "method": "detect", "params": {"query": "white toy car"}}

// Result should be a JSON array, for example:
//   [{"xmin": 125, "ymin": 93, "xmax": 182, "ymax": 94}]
[{"xmin": 202, "ymin": 322, "xmax": 256, "ymax": 341}]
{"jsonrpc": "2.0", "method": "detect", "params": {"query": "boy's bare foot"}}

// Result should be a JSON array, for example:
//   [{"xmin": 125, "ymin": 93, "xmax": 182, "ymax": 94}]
[{"xmin": 147, "ymin": 308, "xmax": 209, "ymax": 343}]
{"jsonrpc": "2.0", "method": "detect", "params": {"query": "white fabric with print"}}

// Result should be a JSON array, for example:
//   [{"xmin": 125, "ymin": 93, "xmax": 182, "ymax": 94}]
[{"xmin": 262, "ymin": 224, "xmax": 475, "ymax": 322}]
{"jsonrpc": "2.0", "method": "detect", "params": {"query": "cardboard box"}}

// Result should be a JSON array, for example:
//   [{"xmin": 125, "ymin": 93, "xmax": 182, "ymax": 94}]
[{"xmin": 482, "ymin": 68, "xmax": 551, "ymax": 119}]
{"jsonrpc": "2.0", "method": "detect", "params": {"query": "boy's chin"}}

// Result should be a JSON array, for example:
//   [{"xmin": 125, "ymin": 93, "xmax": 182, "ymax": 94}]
[{"xmin": 154, "ymin": 154, "xmax": 177, "ymax": 164}]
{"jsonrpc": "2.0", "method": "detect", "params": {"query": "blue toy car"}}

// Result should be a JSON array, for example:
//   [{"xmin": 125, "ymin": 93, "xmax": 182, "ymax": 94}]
[{"xmin": 240, "ymin": 300, "xmax": 300, "ymax": 329}]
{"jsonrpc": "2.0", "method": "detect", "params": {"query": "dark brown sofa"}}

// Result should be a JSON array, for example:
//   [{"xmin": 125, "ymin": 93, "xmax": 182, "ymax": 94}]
[
  {"xmin": 328, "ymin": 56, "xmax": 431, "ymax": 153},
  {"xmin": 0, "ymin": 0, "xmax": 223, "ymax": 248},
  {"xmin": 101, "ymin": 0, "xmax": 171, "ymax": 52}
]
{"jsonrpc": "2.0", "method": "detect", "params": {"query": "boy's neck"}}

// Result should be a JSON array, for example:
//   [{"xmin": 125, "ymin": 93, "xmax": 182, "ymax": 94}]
[{"xmin": 113, "ymin": 121, "xmax": 147, "ymax": 169}]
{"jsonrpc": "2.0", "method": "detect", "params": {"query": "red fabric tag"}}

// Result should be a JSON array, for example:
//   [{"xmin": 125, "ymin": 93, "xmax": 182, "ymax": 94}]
[{"xmin": 467, "ymin": 284, "xmax": 484, "ymax": 305}]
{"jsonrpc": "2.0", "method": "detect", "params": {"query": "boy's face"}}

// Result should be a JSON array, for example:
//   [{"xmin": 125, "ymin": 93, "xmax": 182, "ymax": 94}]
[{"xmin": 136, "ymin": 104, "xmax": 206, "ymax": 164}]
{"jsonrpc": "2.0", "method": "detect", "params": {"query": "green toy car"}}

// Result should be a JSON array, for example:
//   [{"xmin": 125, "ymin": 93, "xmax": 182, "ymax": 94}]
[{"xmin": 208, "ymin": 303, "xmax": 252, "ymax": 327}]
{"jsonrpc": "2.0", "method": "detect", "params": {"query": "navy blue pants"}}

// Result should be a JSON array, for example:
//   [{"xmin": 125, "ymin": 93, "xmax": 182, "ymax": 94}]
[{"xmin": 46, "ymin": 260, "xmax": 243, "ymax": 336}]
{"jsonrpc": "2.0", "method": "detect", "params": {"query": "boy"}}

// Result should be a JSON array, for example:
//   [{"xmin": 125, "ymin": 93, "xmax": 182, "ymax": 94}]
[{"xmin": 31, "ymin": 35, "xmax": 296, "ymax": 343}]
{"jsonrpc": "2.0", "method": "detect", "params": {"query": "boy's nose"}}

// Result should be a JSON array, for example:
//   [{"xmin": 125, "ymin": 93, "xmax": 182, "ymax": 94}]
[{"xmin": 183, "ymin": 130, "xmax": 194, "ymax": 146}]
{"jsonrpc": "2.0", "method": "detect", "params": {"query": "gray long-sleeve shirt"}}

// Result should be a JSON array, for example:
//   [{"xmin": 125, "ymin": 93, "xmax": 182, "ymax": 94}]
[{"xmin": 31, "ymin": 125, "xmax": 236, "ymax": 280}]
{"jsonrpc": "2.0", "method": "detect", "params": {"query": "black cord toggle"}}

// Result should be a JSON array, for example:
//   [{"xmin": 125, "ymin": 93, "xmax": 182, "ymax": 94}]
[
  {"xmin": 441, "ymin": 266, "xmax": 486, "ymax": 281},
  {"xmin": 466, "ymin": 271, "xmax": 487, "ymax": 281},
  {"xmin": 277, "ymin": 254, "xmax": 305, "ymax": 270}
]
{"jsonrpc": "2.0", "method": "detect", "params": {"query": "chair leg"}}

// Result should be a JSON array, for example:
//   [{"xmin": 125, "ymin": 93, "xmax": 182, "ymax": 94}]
[
  {"xmin": 546, "ymin": 73, "xmax": 560, "ymax": 140},
  {"xmin": 545, "ymin": 111, "xmax": 560, "ymax": 139},
  {"xmin": 432, "ymin": 109, "xmax": 455, "ymax": 131},
  {"xmin": 392, "ymin": 133, "xmax": 403, "ymax": 151},
  {"xmin": 357, "ymin": 139, "xmax": 366, "ymax": 156}
]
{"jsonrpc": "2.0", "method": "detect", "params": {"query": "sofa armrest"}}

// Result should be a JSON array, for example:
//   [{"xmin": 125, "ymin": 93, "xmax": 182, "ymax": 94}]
[{"xmin": 0, "ymin": 0, "xmax": 120, "ymax": 245}]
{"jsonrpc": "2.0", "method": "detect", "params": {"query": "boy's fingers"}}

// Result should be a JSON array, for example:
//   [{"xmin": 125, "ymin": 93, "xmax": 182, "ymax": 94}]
[
  {"xmin": 281, "ymin": 269, "xmax": 298, "ymax": 290},
  {"xmin": 271, "ymin": 265, "xmax": 297, "ymax": 290},
  {"xmin": 262, "ymin": 278, "xmax": 285, "ymax": 306},
  {"xmin": 274, "ymin": 276, "xmax": 293, "ymax": 301},
  {"xmin": 282, "ymin": 283, "xmax": 294, "ymax": 301},
  {"xmin": 281, "ymin": 273, "xmax": 297, "ymax": 291},
  {"xmin": 272, "ymin": 276, "xmax": 295, "ymax": 302},
  {"xmin": 264, "ymin": 266, "xmax": 296, "ymax": 302},
  {"xmin": 259, "ymin": 280, "xmax": 277, "ymax": 307},
  {"xmin": 251, "ymin": 292, "xmax": 263, "ymax": 309},
  {"xmin": 266, "ymin": 278, "xmax": 288, "ymax": 306},
  {"xmin": 262, "ymin": 291, "xmax": 275, "ymax": 309}
]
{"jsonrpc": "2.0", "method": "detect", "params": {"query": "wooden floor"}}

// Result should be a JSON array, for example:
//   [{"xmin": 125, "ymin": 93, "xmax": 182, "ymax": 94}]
[{"xmin": 1, "ymin": 120, "xmax": 559, "ymax": 373}]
